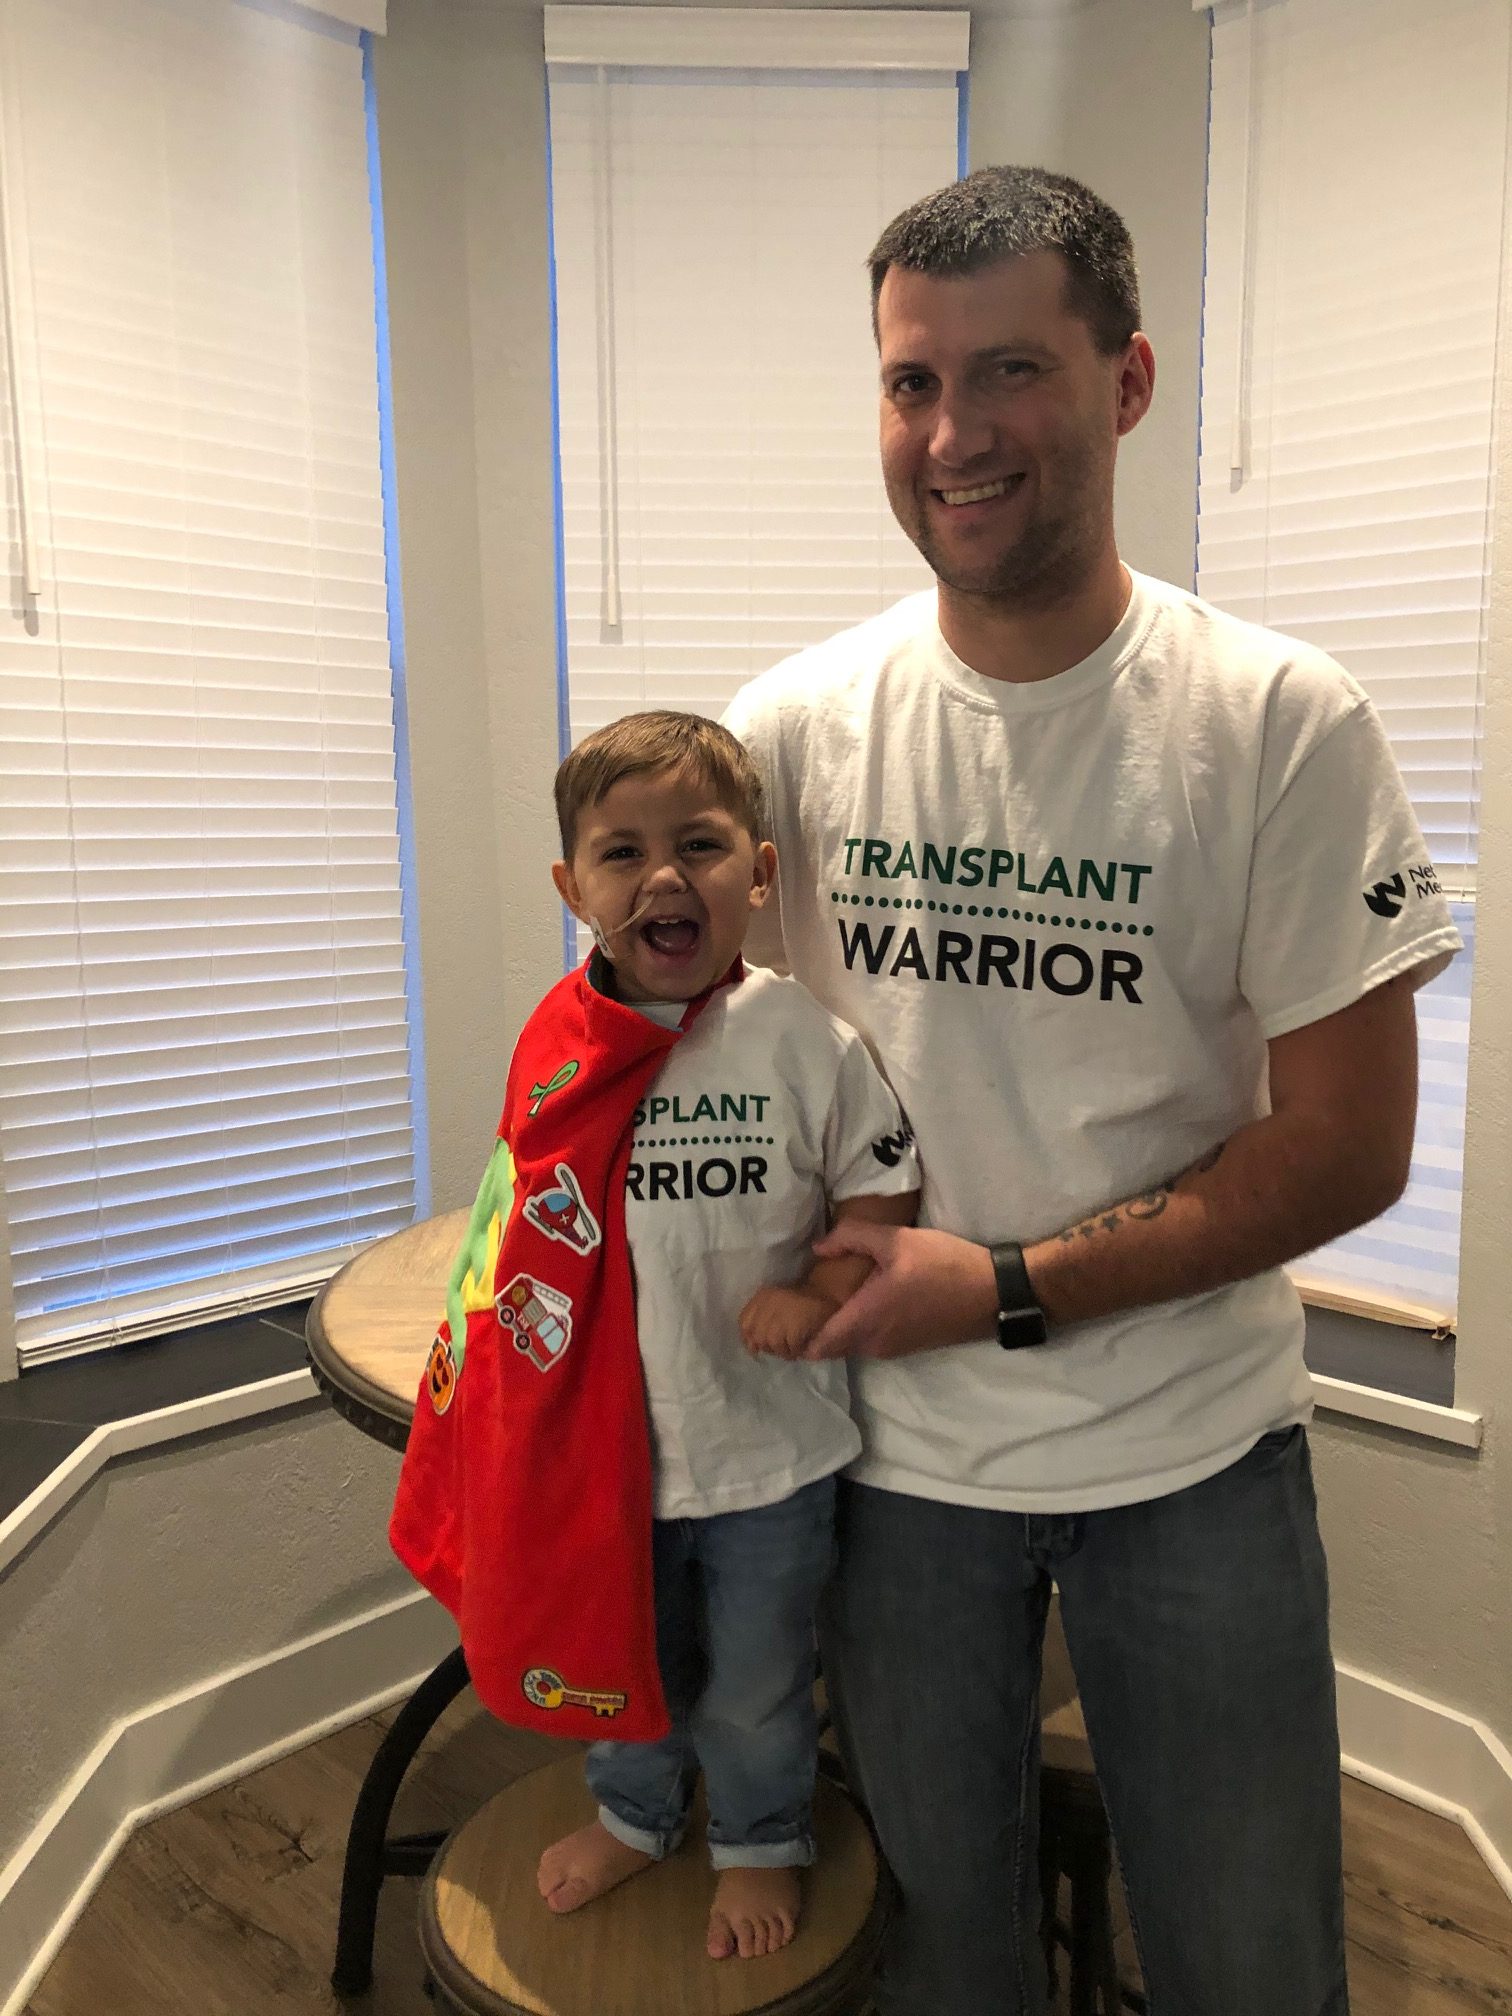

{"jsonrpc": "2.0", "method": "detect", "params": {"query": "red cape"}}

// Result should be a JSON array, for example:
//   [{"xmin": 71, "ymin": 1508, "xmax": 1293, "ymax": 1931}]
[{"xmin": 390, "ymin": 958, "xmax": 728, "ymax": 1742}]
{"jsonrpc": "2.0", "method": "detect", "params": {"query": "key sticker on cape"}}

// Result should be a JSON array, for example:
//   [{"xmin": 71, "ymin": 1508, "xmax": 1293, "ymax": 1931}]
[
  {"xmin": 521, "ymin": 1666, "xmax": 627, "ymax": 1718},
  {"xmin": 527, "ymin": 1059, "xmax": 579, "ymax": 1117},
  {"xmin": 522, "ymin": 1162, "xmax": 602, "ymax": 1256},
  {"xmin": 496, "ymin": 1273, "xmax": 573, "ymax": 1371}
]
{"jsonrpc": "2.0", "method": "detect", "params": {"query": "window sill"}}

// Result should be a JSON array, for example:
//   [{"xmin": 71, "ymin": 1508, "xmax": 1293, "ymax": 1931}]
[
  {"xmin": 0, "ymin": 1299, "xmax": 1480, "ymax": 1585},
  {"xmin": 1309, "ymin": 1371, "xmax": 1483, "ymax": 1449},
  {"xmin": 0, "ymin": 1306, "xmax": 318, "ymax": 1580}
]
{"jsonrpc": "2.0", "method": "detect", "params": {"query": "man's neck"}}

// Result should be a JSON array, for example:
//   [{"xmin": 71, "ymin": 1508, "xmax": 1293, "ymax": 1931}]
[{"xmin": 936, "ymin": 553, "xmax": 1134, "ymax": 686}]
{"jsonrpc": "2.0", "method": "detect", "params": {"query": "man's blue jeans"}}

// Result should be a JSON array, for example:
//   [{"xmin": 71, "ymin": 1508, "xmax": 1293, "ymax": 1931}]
[
  {"xmin": 819, "ymin": 1428, "xmax": 1349, "ymax": 2015},
  {"xmin": 587, "ymin": 1474, "xmax": 834, "ymax": 1869}
]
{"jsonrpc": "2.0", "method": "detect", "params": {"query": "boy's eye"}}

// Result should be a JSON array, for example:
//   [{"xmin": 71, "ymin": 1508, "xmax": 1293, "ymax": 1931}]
[{"xmin": 601, "ymin": 844, "xmax": 639, "ymax": 863}]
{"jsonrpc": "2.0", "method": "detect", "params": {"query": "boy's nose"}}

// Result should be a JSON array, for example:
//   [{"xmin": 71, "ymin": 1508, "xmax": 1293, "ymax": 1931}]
[{"xmin": 645, "ymin": 859, "xmax": 688, "ymax": 891}]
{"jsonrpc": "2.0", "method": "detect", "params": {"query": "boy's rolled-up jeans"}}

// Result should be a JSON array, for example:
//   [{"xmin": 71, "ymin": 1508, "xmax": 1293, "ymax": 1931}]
[
  {"xmin": 586, "ymin": 1473, "xmax": 835, "ymax": 1869},
  {"xmin": 820, "ymin": 1427, "xmax": 1350, "ymax": 2016}
]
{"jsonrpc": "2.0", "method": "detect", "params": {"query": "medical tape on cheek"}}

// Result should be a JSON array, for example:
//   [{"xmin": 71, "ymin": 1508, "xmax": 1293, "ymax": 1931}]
[{"xmin": 588, "ymin": 891, "xmax": 659, "ymax": 957}]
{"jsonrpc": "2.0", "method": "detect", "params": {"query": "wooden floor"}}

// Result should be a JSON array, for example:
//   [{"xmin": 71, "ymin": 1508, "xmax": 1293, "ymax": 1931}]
[{"xmin": 26, "ymin": 1689, "xmax": 1512, "ymax": 2015}]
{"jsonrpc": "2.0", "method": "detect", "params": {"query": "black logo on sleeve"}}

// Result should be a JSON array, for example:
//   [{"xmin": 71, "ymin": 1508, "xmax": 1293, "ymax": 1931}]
[
  {"xmin": 872, "ymin": 1116, "xmax": 916, "ymax": 1168},
  {"xmin": 1363, "ymin": 873, "xmax": 1406, "ymax": 918},
  {"xmin": 1364, "ymin": 864, "xmax": 1443, "ymax": 919}
]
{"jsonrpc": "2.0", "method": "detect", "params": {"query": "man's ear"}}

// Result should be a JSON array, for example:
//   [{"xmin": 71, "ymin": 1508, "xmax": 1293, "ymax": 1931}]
[
  {"xmin": 551, "ymin": 859, "xmax": 585, "ymax": 919},
  {"xmin": 750, "ymin": 839, "xmax": 779, "ymax": 909},
  {"xmin": 1115, "ymin": 333, "xmax": 1155, "ymax": 438}
]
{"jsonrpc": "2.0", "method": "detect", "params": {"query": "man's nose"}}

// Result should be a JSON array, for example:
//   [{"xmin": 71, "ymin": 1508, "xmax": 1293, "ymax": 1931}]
[{"xmin": 928, "ymin": 384, "xmax": 994, "ymax": 468}]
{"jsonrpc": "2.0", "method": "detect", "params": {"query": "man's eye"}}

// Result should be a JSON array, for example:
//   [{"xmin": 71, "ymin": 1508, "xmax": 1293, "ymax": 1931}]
[
  {"xmin": 890, "ymin": 374, "xmax": 933, "ymax": 399},
  {"xmin": 998, "ymin": 359, "xmax": 1037, "ymax": 379}
]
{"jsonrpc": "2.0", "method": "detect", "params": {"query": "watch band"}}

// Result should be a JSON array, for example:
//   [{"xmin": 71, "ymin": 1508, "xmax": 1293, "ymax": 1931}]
[{"xmin": 988, "ymin": 1240, "xmax": 1049, "ymax": 1350}]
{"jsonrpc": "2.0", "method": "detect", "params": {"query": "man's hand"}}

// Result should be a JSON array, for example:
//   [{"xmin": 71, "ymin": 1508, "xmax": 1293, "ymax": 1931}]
[
  {"xmin": 799, "ymin": 1224, "xmax": 997, "ymax": 1362},
  {"xmin": 740, "ymin": 1283, "xmax": 840, "ymax": 1360}
]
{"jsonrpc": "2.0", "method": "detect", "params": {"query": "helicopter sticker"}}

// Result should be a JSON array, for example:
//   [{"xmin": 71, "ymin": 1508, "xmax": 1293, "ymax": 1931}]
[{"xmin": 522, "ymin": 1162, "xmax": 602, "ymax": 1257}]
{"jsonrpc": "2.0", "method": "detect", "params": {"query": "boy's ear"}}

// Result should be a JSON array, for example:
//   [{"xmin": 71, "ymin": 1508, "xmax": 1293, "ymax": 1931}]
[
  {"xmin": 551, "ymin": 859, "xmax": 586, "ymax": 919},
  {"xmin": 749, "ymin": 839, "xmax": 778, "ymax": 908}
]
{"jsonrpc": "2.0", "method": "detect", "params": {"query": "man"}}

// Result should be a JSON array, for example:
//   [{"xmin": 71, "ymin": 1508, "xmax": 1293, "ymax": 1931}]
[{"xmin": 722, "ymin": 166, "xmax": 1460, "ymax": 2015}]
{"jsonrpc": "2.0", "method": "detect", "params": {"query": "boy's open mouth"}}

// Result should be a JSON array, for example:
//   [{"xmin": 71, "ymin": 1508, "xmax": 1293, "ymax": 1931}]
[{"xmin": 640, "ymin": 918, "xmax": 700, "ymax": 959}]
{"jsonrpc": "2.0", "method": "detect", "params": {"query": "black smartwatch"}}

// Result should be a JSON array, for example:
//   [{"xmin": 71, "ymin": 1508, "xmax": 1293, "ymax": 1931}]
[{"xmin": 988, "ymin": 1241, "xmax": 1049, "ymax": 1350}]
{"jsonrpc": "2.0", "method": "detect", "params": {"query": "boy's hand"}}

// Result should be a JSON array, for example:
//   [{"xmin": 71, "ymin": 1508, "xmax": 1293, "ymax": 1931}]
[{"xmin": 739, "ymin": 1283, "xmax": 840, "ymax": 1360}]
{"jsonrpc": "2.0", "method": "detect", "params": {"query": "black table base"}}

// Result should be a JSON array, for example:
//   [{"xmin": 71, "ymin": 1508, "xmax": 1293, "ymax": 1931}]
[{"xmin": 332, "ymin": 1645, "xmax": 472, "ymax": 1996}]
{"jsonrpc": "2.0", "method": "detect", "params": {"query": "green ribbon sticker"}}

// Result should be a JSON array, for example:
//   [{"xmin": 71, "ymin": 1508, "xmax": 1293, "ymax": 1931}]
[{"xmin": 528, "ymin": 1059, "xmax": 580, "ymax": 1117}]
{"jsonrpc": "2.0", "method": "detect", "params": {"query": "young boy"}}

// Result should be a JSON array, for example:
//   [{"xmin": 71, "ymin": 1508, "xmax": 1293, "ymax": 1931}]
[
  {"xmin": 537, "ymin": 713, "xmax": 919, "ymax": 1962},
  {"xmin": 390, "ymin": 711, "xmax": 918, "ymax": 1965}
]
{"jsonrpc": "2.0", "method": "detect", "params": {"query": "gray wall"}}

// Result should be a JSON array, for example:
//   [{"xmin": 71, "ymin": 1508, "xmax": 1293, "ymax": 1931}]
[{"xmin": 0, "ymin": 1405, "xmax": 414, "ymax": 1865}]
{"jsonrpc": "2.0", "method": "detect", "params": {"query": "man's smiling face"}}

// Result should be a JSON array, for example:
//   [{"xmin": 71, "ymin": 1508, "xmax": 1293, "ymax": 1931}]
[{"xmin": 876, "ymin": 249, "xmax": 1128, "ymax": 609}]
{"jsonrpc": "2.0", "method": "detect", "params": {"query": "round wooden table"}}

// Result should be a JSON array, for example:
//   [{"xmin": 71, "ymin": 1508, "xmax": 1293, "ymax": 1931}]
[
  {"xmin": 306, "ymin": 1207, "xmax": 467, "ymax": 1451},
  {"xmin": 306, "ymin": 1210, "xmax": 468, "ymax": 1996}
]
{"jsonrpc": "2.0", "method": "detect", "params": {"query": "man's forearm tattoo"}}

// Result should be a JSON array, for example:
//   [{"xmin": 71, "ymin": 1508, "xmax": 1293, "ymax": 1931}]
[{"xmin": 1055, "ymin": 1141, "xmax": 1226, "ymax": 1246}]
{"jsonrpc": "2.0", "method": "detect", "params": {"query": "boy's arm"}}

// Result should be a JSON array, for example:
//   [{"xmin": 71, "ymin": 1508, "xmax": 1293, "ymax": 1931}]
[
  {"xmin": 805, "ymin": 1189, "xmax": 920, "ymax": 1306},
  {"xmin": 741, "ymin": 1189, "xmax": 919, "ymax": 1360}
]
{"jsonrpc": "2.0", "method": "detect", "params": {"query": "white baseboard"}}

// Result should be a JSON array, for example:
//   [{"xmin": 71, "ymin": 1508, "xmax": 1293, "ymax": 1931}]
[
  {"xmin": 1336, "ymin": 1660, "xmax": 1512, "ymax": 1905},
  {"xmin": 3, "ymin": 1623, "xmax": 1507, "ymax": 2016},
  {"xmin": 0, "ymin": 1586, "xmax": 459, "ymax": 2016}
]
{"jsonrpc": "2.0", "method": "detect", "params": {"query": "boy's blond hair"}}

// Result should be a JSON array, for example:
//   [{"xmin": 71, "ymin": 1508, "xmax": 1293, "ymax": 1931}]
[{"xmin": 554, "ymin": 711, "xmax": 766, "ymax": 858}]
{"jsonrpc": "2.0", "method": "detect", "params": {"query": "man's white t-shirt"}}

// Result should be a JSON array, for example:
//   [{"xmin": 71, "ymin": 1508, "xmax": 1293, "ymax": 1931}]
[
  {"xmin": 722, "ymin": 571, "xmax": 1462, "ymax": 1513},
  {"xmin": 624, "ymin": 967, "xmax": 920, "ymax": 1519}
]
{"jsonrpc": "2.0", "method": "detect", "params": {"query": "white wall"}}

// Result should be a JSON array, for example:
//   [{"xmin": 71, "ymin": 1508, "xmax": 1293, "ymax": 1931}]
[
  {"xmin": 969, "ymin": 0, "xmax": 1210, "ymax": 589},
  {"xmin": 376, "ymin": 0, "xmax": 565, "ymax": 1210}
]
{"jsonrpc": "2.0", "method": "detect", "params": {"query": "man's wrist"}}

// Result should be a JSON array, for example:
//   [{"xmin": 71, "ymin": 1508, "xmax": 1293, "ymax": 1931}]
[{"xmin": 986, "ymin": 1240, "xmax": 1049, "ymax": 1350}]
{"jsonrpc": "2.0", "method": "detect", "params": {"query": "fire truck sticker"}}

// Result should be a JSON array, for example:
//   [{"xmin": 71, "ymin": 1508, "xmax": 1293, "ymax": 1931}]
[{"xmin": 496, "ymin": 1273, "xmax": 574, "ymax": 1372}]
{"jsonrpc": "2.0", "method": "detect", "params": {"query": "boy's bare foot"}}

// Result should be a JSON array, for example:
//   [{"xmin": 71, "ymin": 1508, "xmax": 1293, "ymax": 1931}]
[
  {"xmin": 706, "ymin": 1864, "xmax": 802, "ymax": 1959},
  {"xmin": 536, "ymin": 1820, "xmax": 655, "ymax": 1914}
]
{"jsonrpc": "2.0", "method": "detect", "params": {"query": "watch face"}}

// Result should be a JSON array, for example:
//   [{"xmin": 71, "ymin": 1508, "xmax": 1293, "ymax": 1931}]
[{"xmin": 999, "ymin": 1308, "xmax": 1049, "ymax": 1350}]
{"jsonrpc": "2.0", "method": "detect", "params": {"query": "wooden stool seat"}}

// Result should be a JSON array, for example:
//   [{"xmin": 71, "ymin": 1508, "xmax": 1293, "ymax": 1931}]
[
  {"xmin": 1042, "ymin": 1694, "xmax": 1095, "ymax": 1776},
  {"xmin": 419, "ymin": 1757, "xmax": 886, "ymax": 2016}
]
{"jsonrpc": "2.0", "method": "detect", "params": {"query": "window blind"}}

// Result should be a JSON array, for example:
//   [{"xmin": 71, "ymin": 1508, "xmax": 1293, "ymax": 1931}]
[
  {"xmin": 0, "ymin": 0, "xmax": 417, "ymax": 1363},
  {"xmin": 545, "ymin": 8, "xmax": 966, "ymax": 762},
  {"xmin": 1196, "ymin": 0, "xmax": 1508, "ymax": 1321}
]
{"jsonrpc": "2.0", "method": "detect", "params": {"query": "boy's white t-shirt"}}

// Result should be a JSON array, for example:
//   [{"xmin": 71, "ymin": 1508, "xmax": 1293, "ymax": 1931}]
[
  {"xmin": 623, "ymin": 967, "xmax": 920, "ymax": 1519},
  {"xmin": 722, "ymin": 571, "xmax": 1462, "ymax": 1513}
]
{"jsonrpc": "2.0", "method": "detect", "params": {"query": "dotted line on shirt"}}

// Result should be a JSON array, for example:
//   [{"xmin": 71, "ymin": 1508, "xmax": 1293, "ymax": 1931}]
[
  {"xmin": 637, "ymin": 1135, "xmax": 777, "ymax": 1149},
  {"xmin": 829, "ymin": 890, "xmax": 1156, "ymax": 936}
]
